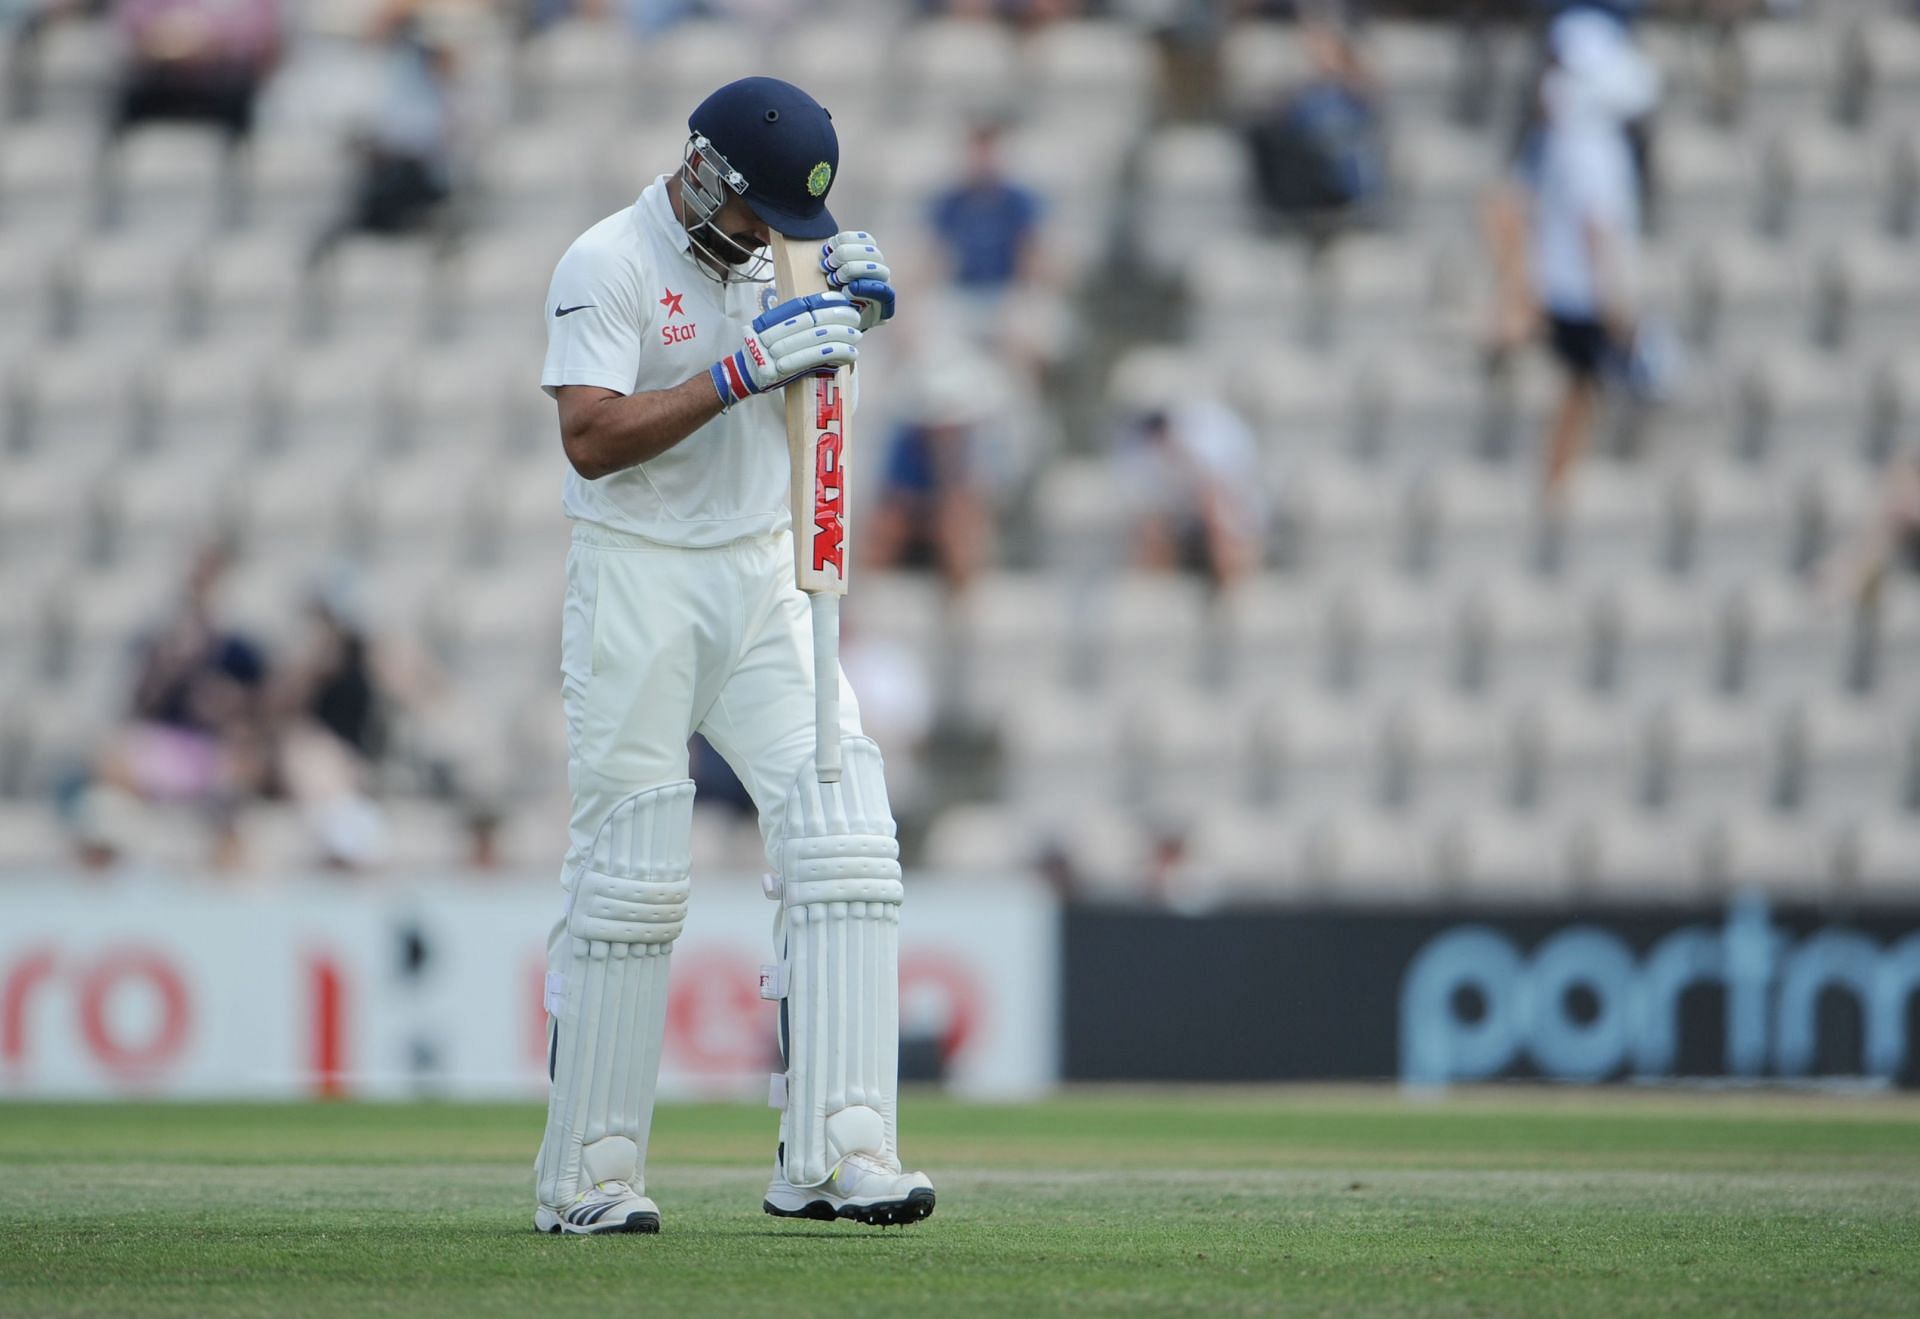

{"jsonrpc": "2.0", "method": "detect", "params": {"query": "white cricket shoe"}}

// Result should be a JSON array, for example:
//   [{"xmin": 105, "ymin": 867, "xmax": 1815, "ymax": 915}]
[
  {"xmin": 534, "ymin": 1180, "xmax": 661, "ymax": 1236},
  {"xmin": 763, "ymin": 1150, "xmax": 936, "ymax": 1227}
]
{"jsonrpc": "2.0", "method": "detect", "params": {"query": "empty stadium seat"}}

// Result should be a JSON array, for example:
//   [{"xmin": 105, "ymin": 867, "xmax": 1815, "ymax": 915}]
[
  {"xmin": 892, "ymin": 18, "xmax": 1020, "ymax": 126},
  {"xmin": 1337, "ymin": 573, "xmax": 1463, "ymax": 696},
  {"xmin": 61, "ymin": 234, "xmax": 190, "ymax": 348},
  {"xmin": 107, "ymin": 125, "xmax": 233, "ymax": 236},
  {"xmin": 11, "ymin": 353, "xmax": 139, "ymax": 458},
  {"xmin": 1031, "ymin": 458, "xmax": 1131, "ymax": 574},
  {"xmin": 519, "ymin": 18, "xmax": 637, "ymax": 126},
  {"xmin": 1458, "ymin": 573, "xmax": 1591, "ymax": 700},
  {"xmin": 240, "ymin": 129, "xmax": 350, "ymax": 237},
  {"xmin": 1783, "ymin": 694, "xmax": 1918, "ymax": 826},
  {"xmin": 1220, "ymin": 22, "xmax": 1310, "ymax": 116},
  {"xmin": 1273, "ymin": 455, "xmax": 1408, "ymax": 577},
  {"xmin": 1000, "ymin": 691, "xmax": 1146, "ymax": 813},
  {"xmin": 0, "ymin": 450, "xmax": 109, "ymax": 570},
  {"xmin": 1434, "ymin": 810, "xmax": 1577, "ymax": 904},
  {"xmin": 1137, "ymin": 691, "xmax": 1262, "ymax": 815},
  {"xmin": 1023, "ymin": 20, "xmax": 1154, "ymax": 131},
  {"xmin": 1087, "ymin": 573, "xmax": 1213, "ymax": 693},
  {"xmin": 315, "ymin": 235, "xmax": 441, "ymax": 345},
  {"xmin": 1827, "ymin": 237, "xmax": 1920, "ymax": 352},
  {"xmin": 1726, "ymin": 578, "xmax": 1856, "ymax": 704},
  {"xmin": 1644, "ymin": 696, "xmax": 1780, "ymax": 817},
  {"xmin": 1358, "ymin": 349, "xmax": 1488, "ymax": 471},
  {"xmin": 1299, "ymin": 808, "xmax": 1439, "ymax": 903},
  {"xmin": 1672, "ymin": 462, "xmax": 1810, "ymax": 588},
  {"xmin": 1523, "ymin": 695, "xmax": 1646, "ymax": 813},
  {"xmin": 1566, "ymin": 808, "xmax": 1715, "ymax": 903},
  {"xmin": 1216, "ymin": 574, "xmax": 1327, "ymax": 696},
  {"xmin": 1400, "ymin": 695, "xmax": 1518, "ymax": 818},
  {"xmin": 265, "ymin": 343, "xmax": 400, "ymax": 455},
  {"xmin": 946, "ymin": 574, "xmax": 1084, "ymax": 717},
  {"xmin": 1695, "ymin": 237, "xmax": 1817, "ymax": 358},
  {"xmin": 189, "ymin": 232, "xmax": 314, "ymax": 345},
  {"xmin": 1592, "ymin": 574, "xmax": 1725, "ymax": 703},
  {"xmin": 0, "ymin": 123, "xmax": 100, "ymax": 239},
  {"xmin": 1392, "ymin": 122, "xmax": 1496, "ymax": 244},
  {"xmin": 1656, "ymin": 123, "xmax": 1760, "ymax": 245},
  {"xmin": 1263, "ymin": 692, "xmax": 1391, "ymax": 817},
  {"xmin": 1705, "ymin": 811, "xmax": 1833, "ymax": 900},
  {"xmin": 1733, "ymin": 20, "xmax": 1839, "ymax": 135},
  {"xmin": 1410, "ymin": 464, "xmax": 1538, "ymax": 581},
  {"xmin": 1134, "ymin": 127, "xmax": 1254, "ymax": 274},
  {"xmin": 228, "ymin": 448, "xmax": 359, "ymax": 563},
  {"xmin": 1838, "ymin": 813, "xmax": 1920, "ymax": 899},
  {"xmin": 99, "ymin": 449, "xmax": 244, "ymax": 565},
  {"xmin": 1545, "ymin": 463, "xmax": 1676, "ymax": 586},
  {"xmin": 1734, "ymin": 349, "xmax": 1870, "ymax": 469}
]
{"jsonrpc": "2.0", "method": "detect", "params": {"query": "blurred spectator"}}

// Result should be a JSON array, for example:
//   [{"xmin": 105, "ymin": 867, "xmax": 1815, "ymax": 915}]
[
  {"xmin": 928, "ymin": 120, "xmax": 1047, "ymax": 305},
  {"xmin": 78, "ymin": 544, "xmax": 270, "ymax": 869},
  {"xmin": 1117, "ymin": 398, "xmax": 1266, "ymax": 591},
  {"xmin": 1822, "ymin": 447, "xmax": 1920, "ymax": 607},
  {"xmin": 865, "ymin": 353, "xmax": 1018, "ymax": 592},
  {"xmin": 110, "ymin": 0, "xmax": 285, "ymax": 142},
  {"xmin": 268, "ymin": 577, "xmax": 391, "ymax": 871},
  {"xmin": 1487, "ymin": 5, "xmax": 1659, "ymax": 498},
  {"xmin": 1244, "ymin": 18, "xmax": 1387, "ymax": 234},
  {"xmin": 312, "ymin": 4, "xmax": 460, "ymax": 259}
]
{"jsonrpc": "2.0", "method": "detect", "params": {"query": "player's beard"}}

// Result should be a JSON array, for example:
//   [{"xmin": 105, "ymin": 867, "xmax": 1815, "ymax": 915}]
[{"xmin": 697, "ymin": 223, "xmax": 767, "ymax": 271}]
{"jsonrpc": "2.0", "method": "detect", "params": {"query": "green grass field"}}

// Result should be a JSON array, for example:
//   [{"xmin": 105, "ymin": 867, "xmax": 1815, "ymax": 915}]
[{"xmin": 4, "ymin": 1088, "xmax": 1919, "ymax": 1317}]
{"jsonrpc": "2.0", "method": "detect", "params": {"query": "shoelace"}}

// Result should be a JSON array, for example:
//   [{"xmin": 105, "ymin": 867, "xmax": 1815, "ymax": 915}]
[{"xmin": 588, "ymin": 1179, "xmax": 637, "ymax": 1203}]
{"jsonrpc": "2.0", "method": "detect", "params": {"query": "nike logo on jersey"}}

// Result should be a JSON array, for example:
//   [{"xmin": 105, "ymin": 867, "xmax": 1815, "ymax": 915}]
[{"xmin": 554, "ymin": 303, "xmax": 596, "ymax": 317}]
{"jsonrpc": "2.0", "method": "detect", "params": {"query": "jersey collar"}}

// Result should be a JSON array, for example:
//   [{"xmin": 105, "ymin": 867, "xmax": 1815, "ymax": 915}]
[{"xmin": 636, "ymin": 174, "xmax": 693, "ymax": 257}]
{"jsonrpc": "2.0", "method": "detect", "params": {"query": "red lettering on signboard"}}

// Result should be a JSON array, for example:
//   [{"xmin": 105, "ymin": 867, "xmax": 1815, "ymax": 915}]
[
  {"xmin": 77, "ymin": 948, "xmax": 190, "ymax": 1078},
  {"xmin": 1, "ymin": 947, "xmax": 57, "ymax": 1069}
]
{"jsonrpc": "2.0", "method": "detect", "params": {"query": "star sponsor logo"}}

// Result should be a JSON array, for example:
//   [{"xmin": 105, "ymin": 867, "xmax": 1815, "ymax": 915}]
[{"xmin": 659, "ymin": 288, "xmax": 687, "ymax": 318}]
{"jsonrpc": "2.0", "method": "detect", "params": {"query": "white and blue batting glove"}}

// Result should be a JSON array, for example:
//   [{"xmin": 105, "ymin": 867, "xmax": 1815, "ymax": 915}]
[
  {"xmin": 709, "ymin": 290, "xmax": 862, "ymax": 409},
  {"xmin": 821, "ymin": 230, "xmax": 896, "ymax": 332}
]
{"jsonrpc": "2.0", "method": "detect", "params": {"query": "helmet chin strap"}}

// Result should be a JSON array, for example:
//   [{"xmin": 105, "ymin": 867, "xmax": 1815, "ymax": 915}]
[{"xmin": 677, "ymin": 134, "xmax": 773, "ymax": 286}]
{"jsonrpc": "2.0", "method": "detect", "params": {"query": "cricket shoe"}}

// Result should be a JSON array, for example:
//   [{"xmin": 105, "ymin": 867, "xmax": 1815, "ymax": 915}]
[
  {"xmin": 534, "ymin": 1181, "xmax": 661, "ymax": 1236},
  {"xmin": 763, "ymin": 1150, "xmax": 936, "ymax": 1227}
]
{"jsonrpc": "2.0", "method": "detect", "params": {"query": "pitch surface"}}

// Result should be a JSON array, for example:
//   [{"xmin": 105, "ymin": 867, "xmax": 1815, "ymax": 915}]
[{"xmin": 3, "ymin": 1088, "xmax": 1918, "ymax": 1316}]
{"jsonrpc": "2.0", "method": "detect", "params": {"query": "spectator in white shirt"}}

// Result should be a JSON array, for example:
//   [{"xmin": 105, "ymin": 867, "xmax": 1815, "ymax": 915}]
[{"xmin": 1488, "ymin": 7, "xmax": 1659, "ymax": 498}]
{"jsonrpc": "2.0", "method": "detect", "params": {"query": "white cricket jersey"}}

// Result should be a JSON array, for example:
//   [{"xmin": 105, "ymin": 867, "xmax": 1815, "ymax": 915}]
[{"xmin": 542, "ymin": 176, "xmax": 790, "ymax": 548}]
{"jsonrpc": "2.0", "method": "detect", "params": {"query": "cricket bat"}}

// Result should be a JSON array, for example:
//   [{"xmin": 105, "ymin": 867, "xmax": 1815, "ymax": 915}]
[{"xmin": 772, "ymin": 234, "xmax": 850, "ymax": 784}]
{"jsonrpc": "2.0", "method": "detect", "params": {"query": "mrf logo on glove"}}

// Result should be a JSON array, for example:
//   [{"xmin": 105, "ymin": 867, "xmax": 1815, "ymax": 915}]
[{"xmin": 708, "ymin": 290, "xmax": 860, "ymax": 410}]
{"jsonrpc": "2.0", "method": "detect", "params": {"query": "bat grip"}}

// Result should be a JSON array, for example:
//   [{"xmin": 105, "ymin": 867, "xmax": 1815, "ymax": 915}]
[{"xmin": 810, "ymin": 591, "xmax": 841, "ymax": 783}]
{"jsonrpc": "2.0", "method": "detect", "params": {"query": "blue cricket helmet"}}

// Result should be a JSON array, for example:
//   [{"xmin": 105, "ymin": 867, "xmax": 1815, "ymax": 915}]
[{"xmin": 688, "ymin": 76, "xmax": 839, "ymax": 240}]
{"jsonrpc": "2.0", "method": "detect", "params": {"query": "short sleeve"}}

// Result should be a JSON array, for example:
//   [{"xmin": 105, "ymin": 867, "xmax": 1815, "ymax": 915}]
[{"xmin": 540, "ymin": 237, "xmax": 648, "ymax": 399}]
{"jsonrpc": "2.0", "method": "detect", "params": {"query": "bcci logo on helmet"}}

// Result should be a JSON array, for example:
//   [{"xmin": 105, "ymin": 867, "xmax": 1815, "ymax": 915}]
[{"xmin": 807, "ymin": 161, "xmax": 832, "ymax": 198}]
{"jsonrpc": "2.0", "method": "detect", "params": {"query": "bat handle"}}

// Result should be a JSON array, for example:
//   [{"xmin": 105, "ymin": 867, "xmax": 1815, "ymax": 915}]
[{"xmin": 810, "ymin": 591, "xmax": 841, "ymax": 783}]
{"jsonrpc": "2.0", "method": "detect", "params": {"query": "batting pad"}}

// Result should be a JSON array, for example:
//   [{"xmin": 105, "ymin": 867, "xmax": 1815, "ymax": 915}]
[
  {"xmin": 535, "ymin": 778, "xmax": 694, "ymax": 1210},
  {"xmin": 769, "ymin": 736, "xmax": 905, "ymax": 1189}
]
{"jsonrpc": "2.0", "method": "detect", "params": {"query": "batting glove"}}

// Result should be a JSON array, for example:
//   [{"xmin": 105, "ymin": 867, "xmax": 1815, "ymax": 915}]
[
  {"xmin": 710, "ymin": 291, "xmax": 862, "ymax": 410},
  {"xmin": 821, "ymin": 230, "xmax": 896, "ymax": 332}
]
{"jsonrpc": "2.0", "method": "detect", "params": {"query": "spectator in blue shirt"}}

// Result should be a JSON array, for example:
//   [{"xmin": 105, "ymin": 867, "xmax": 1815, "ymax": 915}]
[{"xmin": 928, "ymin": 121, "xmax": 1045, "ymax": 295}]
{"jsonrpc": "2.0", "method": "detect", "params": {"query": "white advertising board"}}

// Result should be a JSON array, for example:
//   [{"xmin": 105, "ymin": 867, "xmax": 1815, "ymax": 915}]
[{"xmin": 0, "ymin": 875, "xmax": 1057, "ymax": 1100}]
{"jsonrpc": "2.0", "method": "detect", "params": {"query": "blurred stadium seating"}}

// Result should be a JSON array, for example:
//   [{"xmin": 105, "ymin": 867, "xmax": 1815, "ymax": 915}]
[{"xmin": 2, "ymin": 0, "xmax": 1918, "ymax": 903}]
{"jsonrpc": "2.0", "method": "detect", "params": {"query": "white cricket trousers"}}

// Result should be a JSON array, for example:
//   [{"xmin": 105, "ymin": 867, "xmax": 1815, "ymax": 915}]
[{"xmin": 560, "ymin": 520, "xmax": 864, "ymax": 871}]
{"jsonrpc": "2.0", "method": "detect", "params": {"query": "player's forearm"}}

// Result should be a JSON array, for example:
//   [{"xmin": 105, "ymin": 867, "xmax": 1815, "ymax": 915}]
[{"xmin": 560, "ymin": 375, "xmax": 725, "ymax": 480}]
